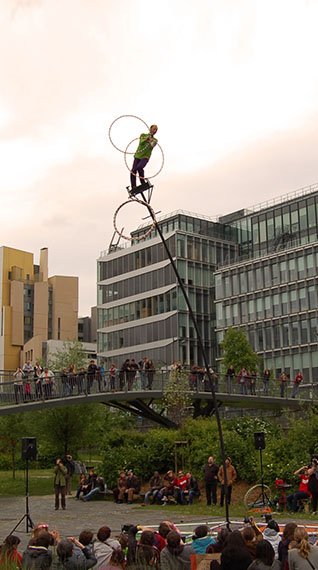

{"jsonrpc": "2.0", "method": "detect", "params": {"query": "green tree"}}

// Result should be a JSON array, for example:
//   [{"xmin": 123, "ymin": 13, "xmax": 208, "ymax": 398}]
[
  {"xmin": 45, "ymin": 340, "xmax": 87, "ymax": 370},
  {"xmin": 221, "ymin": 327, "xmax": 260, "ymax": 373},
  {"xmin": 0, "ymin": 414, "xmax": 28, "ymax": 478},
  {"xmin": 163, "ymin": 368, "xmax": 192, "ymax": 426}
]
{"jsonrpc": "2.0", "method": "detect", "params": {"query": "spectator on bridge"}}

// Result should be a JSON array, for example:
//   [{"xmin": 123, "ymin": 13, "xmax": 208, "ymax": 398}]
[
  {"xmin": 40, "ymin": 368, "xmax": 55, "ymax": 399},
  {"xmin": 23, "ymin": 361, "xmax": 33, "ymax": 400},
  {"xmin": 127, "ymin": 358, "xmax": 139, "ymax": 391},
  {"xmin": 54, "ymin": 458, "xmax": 68, "ymax": 510},
  {"xmin": 218, "ymin": 457, "xmax": 237, "ymax": 508},
  {"xmin": 86, "ymin": 360, "xmax": 97, "ymax": 394},
  {"xmin": 249, "ymin": 371, "xmax": 257, "ymax": 395},
  {"xmin": 93, "ymin": 526, "xmax": 121, "ymax": 569},
  {"xmin": 109, "ymin": 363, "xmax": 117, "ymax": 391},
  {"xmin": 204, "ymin": 455, "xmax": 219, "ymax": 506},
  {"xmin": 113, "ymin": 470, "xmax": 127, "ymax": 503},
  {"xmin": 263, "ymin": 369, "xmax": 271, "ymax": 395},
  {"xmin": 77, "ymin": 367, "xmax": 86, "ymax": 395},
  {"xmin": 0, "ymin": 534, "xmax": 22, "ymax": 568},
  {"xmin": 226, "ymin": 365, "xmax": 235, "ymax": 394},
  {"xmin": 279, "ymin": 371, "xmax": 289, "ymax": 398},
  {"xmin": 238, "ymin": 368, "xmax": 249, "ymax": 395},
  {"xmin": 287, "ymin": 465, "xmax": 311, "ymax": 512},
  {"xmin": 13, "ymin": 367, "xmax": 24, "ymax": 404},
  {"xmin": 292, "ymin": 370, "xmax": 303, "ymax": 398},
  {"xmin": 34, "ymin": 361, "xmax": 43, "ymax": 398},
  {"xmin": 146, "ymin": 358, "xmax": 155, "ymax": 390},
  {"xmin": 145, "ymin": 470, "xmax": 162, "ymax": 504},
  {"xmin": 119, "ymin": 359, "xmax": 130, "ymax": 390}
]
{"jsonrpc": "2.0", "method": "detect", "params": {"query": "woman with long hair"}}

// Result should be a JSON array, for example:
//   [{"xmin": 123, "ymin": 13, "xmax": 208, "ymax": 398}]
[
  {"xmin": 221, "ymin": 530, "xmax": 253, "ymax": 570},
  {"xmin": 135, "ymin": 530, "xmax": 160, "ymax": 569},
  {"xmin": 0, "ymin": 535, "xmax": 22, "ymax": 568},
  {"xmin": 247, "ymin": 540, "xmax": 281, "ymax": 570},
  {"xmin": 288, "ymin": 527, "xmax": 318, "ymax": 570},
  {"xmin": 278, "ymin": 522, "xmax": 297, "ymax": 570}
]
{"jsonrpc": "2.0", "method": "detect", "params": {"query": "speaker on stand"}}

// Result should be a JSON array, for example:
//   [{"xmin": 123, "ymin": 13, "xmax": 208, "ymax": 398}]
[{"xmin": 10, "ymin": 438, "xmax": 36, "ymax": 534}]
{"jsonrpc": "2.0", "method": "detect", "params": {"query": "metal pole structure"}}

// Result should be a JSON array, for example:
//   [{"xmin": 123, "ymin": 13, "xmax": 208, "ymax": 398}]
[
  {"xmin": 144, "ymin": 204, "xmax": 230, "ymax": 527},
  {"xmin": 259, "ymin": 448, "xmax": 265, "ymax": 507}
]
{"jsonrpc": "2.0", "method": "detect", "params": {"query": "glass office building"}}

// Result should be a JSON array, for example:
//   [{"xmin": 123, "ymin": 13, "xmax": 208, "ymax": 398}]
[
  {"xmin": 98, "ymin": 183, "xmax": 318, "ymax": 379},
  {"xmin": 215, "ymin": 183, "xmax": 318, "ymax": 380},
  {"xmin": 97, "ymin": 211, "xmax": 237, "ymax": 366}
]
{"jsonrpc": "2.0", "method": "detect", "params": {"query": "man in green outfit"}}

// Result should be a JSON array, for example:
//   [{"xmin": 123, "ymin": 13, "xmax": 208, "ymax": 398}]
[
  {"xmin": 54, "ymin": 457, "xmax": 68, "ymax": 510},
  {"xmin": 130, "ymin": 124, "xmax": 158, "ymax": 189}
]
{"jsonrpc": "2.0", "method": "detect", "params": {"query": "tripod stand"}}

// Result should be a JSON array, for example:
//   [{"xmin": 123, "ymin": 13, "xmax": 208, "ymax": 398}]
[{"xmin": 10, "ymin": 457, "xmax": 34, "ymax": 534}]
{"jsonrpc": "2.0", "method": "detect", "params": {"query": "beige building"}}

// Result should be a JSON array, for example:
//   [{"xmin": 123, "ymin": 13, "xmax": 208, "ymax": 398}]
[{"xmin": 0, "ymin": 246, "xmax": 78, "ymax": 371}]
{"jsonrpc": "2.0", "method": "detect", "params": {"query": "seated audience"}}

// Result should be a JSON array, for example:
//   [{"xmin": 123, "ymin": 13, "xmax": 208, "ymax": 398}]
[
  {"xmin": 107, "ymin": 547, "xmax": 126, "ymax": 569},
  {"xmin": 76, "ymin": 474, "xmax": 88, "ymax": 500},
  {"xmin": 22, "ymin": 530, "xmax": 53, "ymax": 569},
  {"xmin": 174, "ymin": 470, "xmax": 189, "ymax": 504},
  {"xmin": 262, "ymin": 520, "xmax": 280, "ymax": 559},
  {"xmin": 190, "ymin": 524, "xmax": 216, "ymax": 554},
  {"xmin": 113, "ymin": 471, "xmax": 127, "ymax": 503},
  {"xmin": 247, "ymin": 540, "xmax": 281, "ymax": 570},
  {"xmin": 287, "ymin": 465, "xmax": 311, "ymax": 512},
  {"xmin": 220, "ymin": 530, "xmax": 253, "ymax": 570},
  {"xmin": 185, "ymin": 472, "xmax": 201, "ymax": 504},
  {"xmin": 145, "ymin": 471, "xmax": 162, "ymax": 504},
  {"xmin": 0, "ymin": 535, "xmax": 22, "ymax": 568},
  {"xmin": 160, "ymin": 530, "xmax": 191, "ymax": 570},
  {"xmin": 124, "ymin": 469, "xmax": 141, "ymax": 504},
  {"xmin": 288, "ymin": 527, "xmax": 318, "ymax": 570},
  {"xmin": 56, "ymin": 537, "xmax": 97, "ymax": 569},
  {"xmin": 278, "ymin": 522, "xmax": 297, "ymax": 569},
  {"xmin": 93, "ymin": 526, "xmax": 121, "ymax": 569},
  {"xmin": 135, "ymin": 530, "xmax": 160, "ymax": 568},
  {"xmin": 81, "ymin": 476, "xmax": 106, "ymax": 501}
]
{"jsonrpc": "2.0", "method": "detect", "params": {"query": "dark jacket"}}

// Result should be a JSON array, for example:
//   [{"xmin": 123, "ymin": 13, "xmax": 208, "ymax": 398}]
[
  {"xmin": 22, "ymin": 546, "xmax": 52, "ymax": 569},
  {"xmin": 204, "ymin": 463, "xmax": 219, "ymax": 484},
  {"xmin": 221, "ymin": 548, "xmax": 253, "ymax": 570}
]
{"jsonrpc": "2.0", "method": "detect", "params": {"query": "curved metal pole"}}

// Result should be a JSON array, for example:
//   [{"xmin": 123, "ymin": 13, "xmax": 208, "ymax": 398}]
[{"xmin": 143, "ymin": 203, "xmax": 230, "ymax": 528}]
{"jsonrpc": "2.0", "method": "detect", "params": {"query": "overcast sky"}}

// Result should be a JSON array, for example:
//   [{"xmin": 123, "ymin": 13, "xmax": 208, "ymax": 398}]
[{"xmin": 1, "ymin": 0, "xmax": 318, "ymax": 315}]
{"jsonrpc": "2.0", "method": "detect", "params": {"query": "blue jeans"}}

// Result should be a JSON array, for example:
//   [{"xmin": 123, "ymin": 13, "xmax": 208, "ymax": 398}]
[{"xmin": 83, "ymin": 486, "xmax": 106, "ymax": 501}]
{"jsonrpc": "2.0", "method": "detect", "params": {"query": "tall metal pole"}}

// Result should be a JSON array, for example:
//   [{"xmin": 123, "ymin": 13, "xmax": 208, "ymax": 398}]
[{"xmin": 144, "ymin": 205, "xmax": 230, "ymax": 527}]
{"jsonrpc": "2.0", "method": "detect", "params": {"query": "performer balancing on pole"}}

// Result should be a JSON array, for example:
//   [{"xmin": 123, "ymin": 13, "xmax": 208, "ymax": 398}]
[{"xmin": 130, "ymin": 124, "xmax": 158, "ymax": 189}]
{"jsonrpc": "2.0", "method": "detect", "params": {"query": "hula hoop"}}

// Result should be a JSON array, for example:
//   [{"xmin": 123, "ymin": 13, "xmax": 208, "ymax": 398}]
[
  {"xmin": 124, "ymin": 137, "xmax": 165, "ymax": 180},
  {"xmin": 113, "ymin": 198, "xmax": 157, "ymax": 241},
  {"xmin": 108, "ymin": 114, "xmax": 149, "ymax": 154}
]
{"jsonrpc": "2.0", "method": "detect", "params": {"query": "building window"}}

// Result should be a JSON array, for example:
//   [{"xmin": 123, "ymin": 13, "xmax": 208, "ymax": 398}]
[{"xmin": 58, "ymin": 317, "xmax": 61, "ymax": 340}]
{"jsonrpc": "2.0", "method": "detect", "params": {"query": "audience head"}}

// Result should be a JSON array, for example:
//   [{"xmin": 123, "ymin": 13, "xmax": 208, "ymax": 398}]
[
  {"xmin": 1, "ymin": 535, "xmax": 20, "ymax": 551},
  {"xmin": 97, "ymin": 526, "xmax": 111, "ymax": 542},
  {"xmin": 267, "ymin": 519, "xmax": 279, "ymax": 532},
  {"xmin": 193, "ymin": 525, "xmax": 209, "ymax": 539},
  {"xmin": 109, "ymin": 547, "xmax": 125, "ymax": 568},
  {"xmin": 255, "ymin": 540, "xmax": 275, "ymax": 566},
  {"xmin": 158, "ymin": 522, "xmax": 171, "ymax": 539},
  {"xmin": 282, "ymin": 522, "xmax": 297, "ymax": 541},
  {"xmin": 224, "ymin": 530, "xmax": 246, "ymax": 551},
  {"xmin": 292, "ymin": 527, "xmax": 311, "ymax": 559},
  {"xmin": 34, "ymin": 531, "xmax": 52, "ymax": 549},
  {"xmin": 78, "ymin": 530, "xmax": 94, "ymax": 546},
  {"xmin": 139, "ymin": 530, "xmax": 155, "ymax": 546},
  {"xmin": 57, "ymin": 539, "xmax": 73, "ymax": 561},
  {"xmin": 242, "ymin": 526, "xmax": 256, "ymax": 543}
]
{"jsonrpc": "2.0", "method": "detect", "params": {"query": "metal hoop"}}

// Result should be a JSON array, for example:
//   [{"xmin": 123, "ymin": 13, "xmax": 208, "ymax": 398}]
[
  {"xmin": 108, "ymin": 114, "xmax": 149, "ymax": 154},
  {"xmin": 124, "ymin": 137, "xmax": 165, "ymax": 180},
  {"xmin": 113, "ymin": 198, "xmax": 156, "ymax": 241}
]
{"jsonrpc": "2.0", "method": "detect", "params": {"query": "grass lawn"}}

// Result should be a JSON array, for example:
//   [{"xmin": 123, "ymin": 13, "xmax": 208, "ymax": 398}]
[{"xmin": 0, "ymin": 469, "xmax": 55, "ymax": 496}]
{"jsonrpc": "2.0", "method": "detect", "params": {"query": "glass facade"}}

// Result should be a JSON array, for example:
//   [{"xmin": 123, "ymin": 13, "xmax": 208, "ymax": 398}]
[
  {"xmin": 97, "ymin": 213, "xmax": 237, "ymax": 367},
  {"xmin": 215, "ymin": 189, "xmax": 318, "ymax": 381}
]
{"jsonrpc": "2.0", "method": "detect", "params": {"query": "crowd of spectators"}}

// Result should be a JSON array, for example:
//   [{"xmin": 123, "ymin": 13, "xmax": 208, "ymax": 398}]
[
  {"xmin": 9, "ymin": 358, "xmax": 306, "ymax": 404},
  {"xmin": 2, "ymin": 517, "xmax": 318, "ymax": 569}
]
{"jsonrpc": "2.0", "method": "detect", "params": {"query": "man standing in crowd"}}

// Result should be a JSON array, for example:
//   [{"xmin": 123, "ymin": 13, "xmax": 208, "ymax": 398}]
[
  {"xmin": 204, "ymin": 456, "xmax": 219, "ymax": 506},
  {"xmin": 54, "ymin": 457, "xmax": 68, "ymax": 510},
  {"xmin": 218, "ymin": 457, "xmax": 237, "ymax": 507}
]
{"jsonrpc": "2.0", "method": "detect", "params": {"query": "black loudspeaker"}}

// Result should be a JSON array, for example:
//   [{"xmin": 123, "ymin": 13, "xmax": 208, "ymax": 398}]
[
  {"xmin": 21, "ymin": 438, "xmax": 37, "ymax": 461},
  {"xmin": 254, "ymin": 432, "xmax": 265, "ymax": 450}
]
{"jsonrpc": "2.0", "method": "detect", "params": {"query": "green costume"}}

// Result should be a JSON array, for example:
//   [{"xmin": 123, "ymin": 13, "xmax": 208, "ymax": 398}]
[{"xmin": 134, "ymin": 133, "xmax": 158, "ymax": 160}]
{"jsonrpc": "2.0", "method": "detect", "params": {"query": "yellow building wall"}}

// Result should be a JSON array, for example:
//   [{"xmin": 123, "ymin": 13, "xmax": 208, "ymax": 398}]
[{"xmin": 49, "ymin": 276, "xmax": 78, "ymax": 341}]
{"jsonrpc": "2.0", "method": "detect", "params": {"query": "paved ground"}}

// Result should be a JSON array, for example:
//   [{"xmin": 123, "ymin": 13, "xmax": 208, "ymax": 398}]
[{"xmin": 0, "ymin": 494, "xmax": 222, "ymax": 550}]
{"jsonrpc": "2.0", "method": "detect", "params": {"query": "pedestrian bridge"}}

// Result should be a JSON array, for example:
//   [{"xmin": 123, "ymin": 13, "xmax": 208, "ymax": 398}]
[{"xmin": 0, "ymin": 373, "xmax": 316, "ymax": 428}]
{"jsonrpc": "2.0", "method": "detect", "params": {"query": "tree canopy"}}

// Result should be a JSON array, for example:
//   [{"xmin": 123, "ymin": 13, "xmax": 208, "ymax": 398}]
[{"xmin": 220, "ymin": 327, "xmax": 260, "ymax": 373}]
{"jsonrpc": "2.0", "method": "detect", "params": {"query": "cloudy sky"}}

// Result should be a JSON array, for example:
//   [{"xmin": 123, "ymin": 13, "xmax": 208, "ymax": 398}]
[{"xmin": 1, "ymin": 0, "xmax": 318, "ymax": 315}]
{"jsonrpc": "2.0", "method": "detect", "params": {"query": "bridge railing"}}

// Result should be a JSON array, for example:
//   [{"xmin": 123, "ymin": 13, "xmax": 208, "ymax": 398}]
[{"xmin": 0, "ymin": 370, "xmax": 316, "ymax": 408}]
